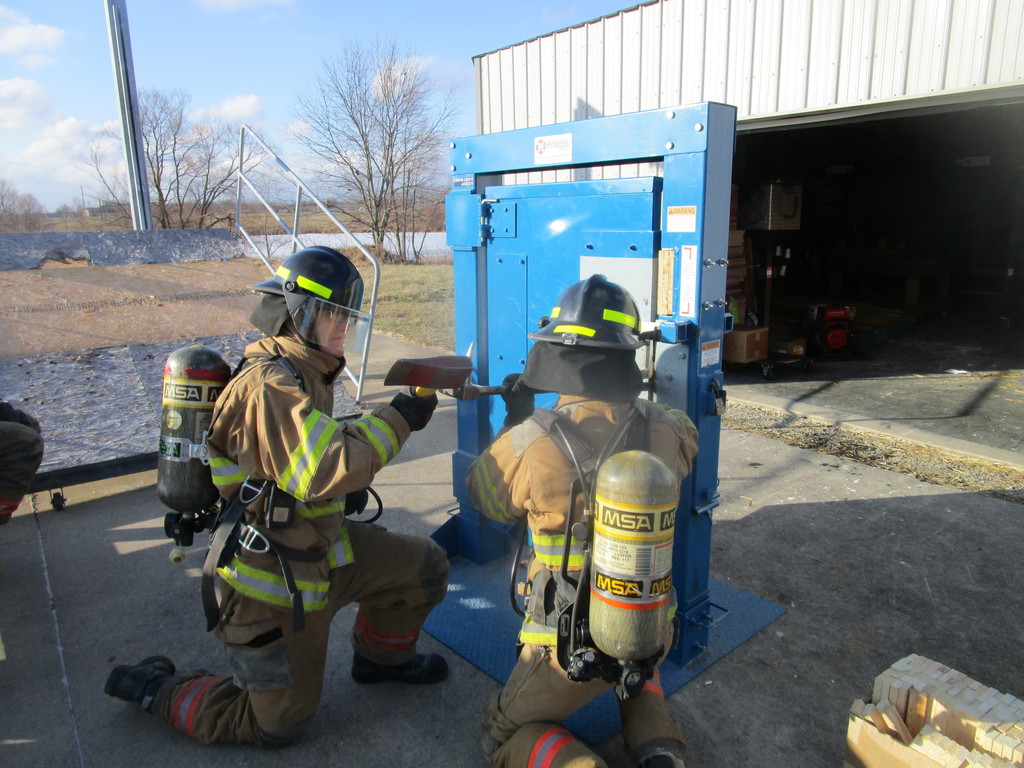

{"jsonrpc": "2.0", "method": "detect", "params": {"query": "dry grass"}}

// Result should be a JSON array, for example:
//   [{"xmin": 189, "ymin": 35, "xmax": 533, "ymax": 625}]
[{"xmin": 357, "ymin": 262, "xmax": 454, "ymax": 352}]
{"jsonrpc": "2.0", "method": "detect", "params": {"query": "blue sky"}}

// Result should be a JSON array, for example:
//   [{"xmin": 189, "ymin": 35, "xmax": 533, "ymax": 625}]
[{"xmin": 0, "ymin": 0, "xmax": 632, "ymax": 210}]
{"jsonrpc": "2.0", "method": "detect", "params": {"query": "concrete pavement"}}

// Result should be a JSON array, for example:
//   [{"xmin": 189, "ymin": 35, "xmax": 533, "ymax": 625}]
[{"xmin": 2, "ymin": 332, "xmax": 1023, "ymax": 767}]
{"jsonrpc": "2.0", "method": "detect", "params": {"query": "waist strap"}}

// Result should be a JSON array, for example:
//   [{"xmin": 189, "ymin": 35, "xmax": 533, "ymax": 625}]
[{"xmin": 201, "ymin": 486, "xmax": 327, "ymax": 633}]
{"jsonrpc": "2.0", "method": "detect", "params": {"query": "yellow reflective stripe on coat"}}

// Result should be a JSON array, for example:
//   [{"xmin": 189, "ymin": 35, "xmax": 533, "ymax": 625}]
[
  {"xmin": 327, "ymin": 524, "xmax": 355, "ymax": 567},
  {"xmin": 281, "ymin": 409, "xmax": 340, "ymax": 499},
  {"xmin": 296, "ymin": 499, "xmax": 346, "ymax": 519},
  {"xmin": 472, "ymin": 460, "xmax": 517, "ymax": 523},
  {"xmin": 351, "ymin": 415, "xmax": 399, "ymax": 467},
  {"xmin": 532, "ymin": 533, "xmax": 585, "ymax": 568},
  {"xmin": 217, "ymin": 558, "xmax": 329, "ymax": 611},
  {"xmin": 209, "ymin": 456, "xmax": 246, "ymax": 487},
  {"xmin": 518, "ymin": 617, "xmax": 557, "ymax": 646}
]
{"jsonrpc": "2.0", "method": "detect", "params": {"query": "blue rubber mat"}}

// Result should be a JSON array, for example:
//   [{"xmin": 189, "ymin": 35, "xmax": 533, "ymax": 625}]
[{"xmin": 424, "ymin": 555, "xmax": 785, "ymax": 745}]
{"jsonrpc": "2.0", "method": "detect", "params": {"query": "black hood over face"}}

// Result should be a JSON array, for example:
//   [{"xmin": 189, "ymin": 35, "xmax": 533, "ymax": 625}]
[
  {"xmin": 520, "ymin": 342, "xmax": 643, "ymax": 403},
  {"xmin": 250, "ymin": 293, "xmax": 292, "ymax": 337}
]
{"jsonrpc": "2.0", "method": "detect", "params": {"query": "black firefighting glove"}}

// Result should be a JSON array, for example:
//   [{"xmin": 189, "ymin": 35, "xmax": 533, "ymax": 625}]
[
  {"xmin": 500, "ymin": 373, "xmax": 535, "ymax": 430},
  {"xmin": 344, "ymin": 489, "xmax": 369, "ymax": 516},
  {"xmin": 390, "ymin": 390, "xmax": 438, "ymax": 431}
]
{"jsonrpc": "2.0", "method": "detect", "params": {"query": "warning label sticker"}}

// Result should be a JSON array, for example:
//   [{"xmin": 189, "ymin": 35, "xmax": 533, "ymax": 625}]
[
  {"xmin": 678, "ymin": 245, "xmax": 698, "ymax": 318},
  {"xmin": 666, "ymin": 205, "xmax": 697, "ymax": 233},
  {"xmin": 701, "ymin": 339, "xmax": 721, "ymax": 368}
]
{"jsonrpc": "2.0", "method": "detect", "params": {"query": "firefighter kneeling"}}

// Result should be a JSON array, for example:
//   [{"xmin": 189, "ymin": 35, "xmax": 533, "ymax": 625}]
[
  {"xmin": 104, "ymin": 246, "xmax": 449, "ymax": 748},
  {"xmin": 467, "ymin": 275, "xmax": 699, "ymax": 768}
]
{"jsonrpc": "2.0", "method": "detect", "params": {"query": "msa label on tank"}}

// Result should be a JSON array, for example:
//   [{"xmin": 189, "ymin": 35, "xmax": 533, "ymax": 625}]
[
  {"xmin": 592, "ymin": 569, "xmax": 673, "ymax": 603},
  {"xmin": 534, "ymin": 133, "xmax": 572, "ymax": 165},
  {"xmin": 162, "ymin": 378, "xmax": 225, "ymax": 407},
  {"xmin": 593, "ymin": 497, "xmax": 675, "ymax": 576}
]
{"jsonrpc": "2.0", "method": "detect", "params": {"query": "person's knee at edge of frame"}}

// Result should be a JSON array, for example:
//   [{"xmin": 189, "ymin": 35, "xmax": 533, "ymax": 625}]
[{"xmin": 489, "ymin": 722, "xmax": 609, "ymax": 768}]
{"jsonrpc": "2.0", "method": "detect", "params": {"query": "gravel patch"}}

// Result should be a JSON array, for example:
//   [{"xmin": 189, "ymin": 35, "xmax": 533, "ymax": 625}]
[{"xmin": 723, "ymin": 400, "xmax": 1024, "ymax": 504}]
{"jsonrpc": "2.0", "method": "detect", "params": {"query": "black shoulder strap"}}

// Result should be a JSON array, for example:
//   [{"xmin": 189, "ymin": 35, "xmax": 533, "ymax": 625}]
[
  {"xmin": 529, "ymin": 409, "xmax": 596, "ymax": 475},
  {"xmin": 233, "ymin": 353, "xmax": 306, "ymax": 393}
]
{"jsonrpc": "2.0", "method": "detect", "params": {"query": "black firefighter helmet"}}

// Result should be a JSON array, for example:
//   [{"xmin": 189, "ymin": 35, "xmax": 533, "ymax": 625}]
[
  {"xmin": 522, "ymin": 274, "xmax": 645, "ymax": 402},
  {"xmin": 529, "ymin": 274, "xmax": 644, "ymax": 350},
  {"xmin": 250, "ymin": 245, "xmax": 370, "ymax": 357}
]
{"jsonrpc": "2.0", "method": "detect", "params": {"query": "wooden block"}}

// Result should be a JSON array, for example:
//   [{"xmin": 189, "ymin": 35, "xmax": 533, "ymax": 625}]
[
  {"xmin": 878, "ymin": 699, "xmax": 915, "ymax": 745},
  {"xmin": 848, "ymin": 717, "xmax": 945, "ymax": 768}
]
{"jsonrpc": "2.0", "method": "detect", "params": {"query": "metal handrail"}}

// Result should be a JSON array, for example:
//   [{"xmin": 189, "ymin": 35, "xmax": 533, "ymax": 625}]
[{"xmin": 234, "ymin": 125, "xmax": 380, "ymax": 403}]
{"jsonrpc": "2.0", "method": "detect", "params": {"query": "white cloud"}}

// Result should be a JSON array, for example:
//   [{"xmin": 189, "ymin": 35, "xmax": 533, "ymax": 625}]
[
  {"xmin": 193, "ymin": 0, "xmax": 295, "ymax": 10},
  {"xmin": 195, "ymin": 94, "xmax": 263, "ymax": 123},
  {"xmin": 0, "ymin": 117, "xmax": 114, "ymax": 208},
  {"xmin": 0, "ymin": 77, "xmax": 55, "ymax": 131},
  {"xmin": 0, "ymin": 6, "xmax": 65, "ymax": 66},
  {"xmin": 18, "ymin": 117, "xmax": 108, "ymax": 175},
  {"xmin": 287, "ymin": 120, "xmax": 310, "ymax": 139}
]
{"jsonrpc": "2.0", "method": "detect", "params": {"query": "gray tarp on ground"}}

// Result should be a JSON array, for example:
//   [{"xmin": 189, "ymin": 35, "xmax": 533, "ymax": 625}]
[{"xmin": 0, "ymin": 229, "xmax": 248, "ymax": 271}]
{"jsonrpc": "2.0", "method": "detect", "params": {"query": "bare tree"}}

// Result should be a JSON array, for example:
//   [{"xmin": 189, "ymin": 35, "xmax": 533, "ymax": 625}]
[
  {"xmin": 0, "ymin": 177, "xmax": 46, "ymax": 233},
  {"xmin": 88, "ymin": 87, "xmax": 258, "ymax": 229},
  {"xmin": 294, "ymin": 39, "xmax": 458, "ymax": 262}
]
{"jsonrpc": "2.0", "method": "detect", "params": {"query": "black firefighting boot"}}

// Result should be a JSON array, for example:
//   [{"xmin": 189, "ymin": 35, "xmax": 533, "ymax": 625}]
[
  {"xmin": 351, "ymin": 651, "xmax": 449, "ymax": 684},
  {"xmin": 637, "ymin": 754, "xmax": 686, "ymax": 768},
  {"xmin": 104, "ymin": 655, "xmax": 176, "ymax": 713}
]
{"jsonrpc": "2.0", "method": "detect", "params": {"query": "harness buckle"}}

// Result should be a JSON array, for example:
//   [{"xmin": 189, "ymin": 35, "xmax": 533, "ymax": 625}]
[
  {"xmin": 238, "ymin": 524, "xmax": 271, "ymax": 554},
  {"xmin": 238, "ymin": 477, "xmax": 269, "ymax": 506}
]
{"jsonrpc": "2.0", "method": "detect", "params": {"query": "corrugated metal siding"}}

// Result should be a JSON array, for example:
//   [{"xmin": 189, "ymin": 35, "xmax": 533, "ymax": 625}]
[{"xmin": 474, "ymin": 0, "xmax": 1024, "ymax": 135}]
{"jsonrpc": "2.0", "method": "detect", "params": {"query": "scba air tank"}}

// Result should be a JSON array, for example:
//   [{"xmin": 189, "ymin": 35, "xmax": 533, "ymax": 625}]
[
  {"xmin": 158, "ymin": 345, "xmax": 230, "ymax": 515},
  {"xmin": 589, "ymin": 450, "xmax": 678, "ymax": 661}
]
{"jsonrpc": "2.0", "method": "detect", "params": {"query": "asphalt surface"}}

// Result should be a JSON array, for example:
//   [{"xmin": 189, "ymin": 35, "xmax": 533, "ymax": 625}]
[{"xmin": 2, "ymin": 318, "xmax": 1023, "ymax": 768}]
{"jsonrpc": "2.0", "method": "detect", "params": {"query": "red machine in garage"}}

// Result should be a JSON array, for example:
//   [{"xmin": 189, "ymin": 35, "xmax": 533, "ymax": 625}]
[{"xmin": 807, "ymin": 304, "xmax": 853, "ymax": 354}]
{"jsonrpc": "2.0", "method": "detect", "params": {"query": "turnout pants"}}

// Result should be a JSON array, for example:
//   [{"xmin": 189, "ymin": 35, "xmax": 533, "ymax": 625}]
[
  {"xmin": 154, "ymin": 524, "xmax": 448, "ymax": 746},
  {"xmin": 482, "ymin": 624, "xmax": 686, "ymax": 768}
]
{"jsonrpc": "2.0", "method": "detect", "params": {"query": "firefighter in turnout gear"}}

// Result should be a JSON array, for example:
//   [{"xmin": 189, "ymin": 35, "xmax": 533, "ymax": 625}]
[
  {"xmin": 105, "ymin": 245, "xmax": 450, "ymax": 747},
  {"xmin": 467, "ymin": 275, "xmax": 699, "ymax": 768}
]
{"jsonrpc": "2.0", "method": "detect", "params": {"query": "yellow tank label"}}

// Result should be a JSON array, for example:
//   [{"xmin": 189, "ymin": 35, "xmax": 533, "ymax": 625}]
[{"xmin": 162, "ymin": 378, "xmax": 225, "ymax": 408}]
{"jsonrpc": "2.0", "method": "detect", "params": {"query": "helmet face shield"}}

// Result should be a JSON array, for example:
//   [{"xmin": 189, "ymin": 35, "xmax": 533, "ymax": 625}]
[{"xmin": 291, "ymin": 296, "xmax": 370, "ymax": 359}]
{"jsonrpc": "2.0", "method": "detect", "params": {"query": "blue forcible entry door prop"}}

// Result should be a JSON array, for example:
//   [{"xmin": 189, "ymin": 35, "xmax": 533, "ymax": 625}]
[{"xmin": 425, "ymin": 104, "xmax": 783, "ymax": 728}]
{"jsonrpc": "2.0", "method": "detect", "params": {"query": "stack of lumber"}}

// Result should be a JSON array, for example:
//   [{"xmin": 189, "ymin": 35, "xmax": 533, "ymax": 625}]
[
  {"xmin": 725, "ymin": 229, "xmax": 752, "ymax": 323},
  {"xmin": 845, "ymin": 654, "xmax": 1024, "ymax": 767}
]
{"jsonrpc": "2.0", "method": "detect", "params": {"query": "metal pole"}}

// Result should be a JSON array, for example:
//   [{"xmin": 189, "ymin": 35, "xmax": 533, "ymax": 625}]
[{"xmin": 104, "ymin": 0, "xmax": 152, "ymax": 230}]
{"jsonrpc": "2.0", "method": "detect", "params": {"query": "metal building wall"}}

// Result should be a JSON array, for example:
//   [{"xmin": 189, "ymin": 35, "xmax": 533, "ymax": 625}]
[{"xmin": 474, "ymin": 0, "xmax": 1024, "ymax": 135}]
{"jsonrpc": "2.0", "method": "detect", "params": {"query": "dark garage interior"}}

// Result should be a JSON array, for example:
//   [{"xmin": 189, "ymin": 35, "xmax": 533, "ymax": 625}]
[{"xmin": 726, "ymin": 100, "xmax": 1024, "ymax": 370}]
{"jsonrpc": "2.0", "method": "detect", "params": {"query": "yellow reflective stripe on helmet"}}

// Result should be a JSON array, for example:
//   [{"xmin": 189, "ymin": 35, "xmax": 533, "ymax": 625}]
[
  {"xmin": 327, "ymin": 525, "xmax": 355, "ymax": 567},
  {"xmin": 296, "ymin": 274, "xmax": 332, "ymax": 299},
  {"xmin": 518, "ymin": 617, "xmax": 557, "ymax": 646},
  {"xmin": 603, "ymin": 308, "xmax": 636, "ymax": 328},
  {"xmin": 217, "ymin": 558, "xmax": 329, "ymax": 611},
  {"xmin": 532, "ymin": 533, "xmax": 585, "ymax": 568},
  {"xmin": 550, "ymin": 306, "xmax": 561, "ymax": 318},
  {"xmin": 275, "ymin": 266, "xmax": 291, "ymax": 279},
  {"xmin": 551, "ymin": 324, "xmax": 596, "ymax": 337},
  {"xmin": 281, "ymin": 410, "xmax": 340, "ymax": 499},
  {"xmin": 472, "ymin": 460, "xmax": 516, "ymax": 523},
  {"xmin": 209, "ymin": 456, "xmax": 246, "ymax": 487},
  {"xmin": 352, "ymin": 415, "xmax": 399, "ymax": 466}
]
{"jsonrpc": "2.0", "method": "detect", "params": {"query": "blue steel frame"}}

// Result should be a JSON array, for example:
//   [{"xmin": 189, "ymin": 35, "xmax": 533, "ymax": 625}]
[{"xmin": 437, "ymin": 103, "xmax": 737, "ymax": 665}]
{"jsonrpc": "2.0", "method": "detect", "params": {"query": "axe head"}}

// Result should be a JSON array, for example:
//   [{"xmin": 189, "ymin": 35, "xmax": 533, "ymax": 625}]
[{"xmin": 384, "ymin": 355, "xmax": 474, "ymax": 389}]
